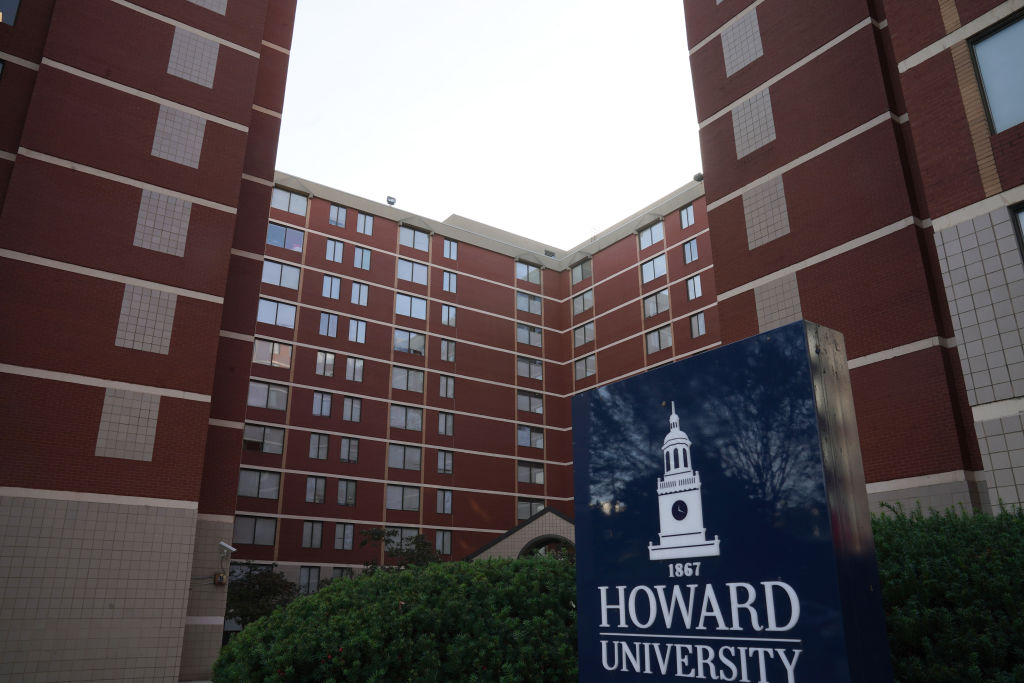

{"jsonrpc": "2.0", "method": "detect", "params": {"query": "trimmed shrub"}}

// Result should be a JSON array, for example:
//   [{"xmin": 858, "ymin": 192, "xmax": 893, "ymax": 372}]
[
  {"xmin": 213, "ymin": 556, "xmax": 577, "ymax": 682},
  {"xmin": 873, "ymin": 505, "xmax": 1024, "ymax": 683}
]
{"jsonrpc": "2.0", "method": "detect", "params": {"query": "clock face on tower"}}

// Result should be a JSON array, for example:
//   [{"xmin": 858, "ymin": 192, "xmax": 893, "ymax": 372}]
[{"xmin": 671, "ymin": 499, "xmax": 688, "ymax": 521}]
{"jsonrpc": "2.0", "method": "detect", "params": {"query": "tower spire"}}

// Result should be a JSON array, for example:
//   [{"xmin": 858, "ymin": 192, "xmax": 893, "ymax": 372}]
[{"xmin": 669, "ymin": 401, "xmax": 679, "ymax": 430}]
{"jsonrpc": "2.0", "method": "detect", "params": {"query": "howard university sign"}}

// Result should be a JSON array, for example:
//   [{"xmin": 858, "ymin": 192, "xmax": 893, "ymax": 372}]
[{"xmin": 572, "ymin": 322, "xmax": 893, "ymax": 682}]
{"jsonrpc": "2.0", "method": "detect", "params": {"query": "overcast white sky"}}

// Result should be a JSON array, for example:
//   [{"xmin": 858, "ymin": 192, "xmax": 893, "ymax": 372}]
[{"xmin": 276, "ymin": 1, "xmax": 701, "ymax": 250}]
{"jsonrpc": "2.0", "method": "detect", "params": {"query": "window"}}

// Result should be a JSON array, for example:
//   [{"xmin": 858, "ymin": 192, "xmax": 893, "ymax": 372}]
[
  {"xmin": 315, "ymin": 351, "xmax": 335, "ymax": 377},
  {"xmin": 1, "ymin": 1, "xmax": 20, "ymax": 25},
  {"xmin": 386, "ymin": 485, "xmax": 420, "ymax": 511},
  {"xmin": 329, "ymin": 204, "xmax": 346, "ymax": 227},
  {"xmin": 400, "ymin": 226, "xmax": 430, "ymax": 250},
  {"xmin": 518, "ymin": 425, "xmax": 544, "ymax": 448},
  {"xmin": 443, "ymin": 271, "xmax": 457, "ymax": 293},
  {"xmin": 684, "ymin": 238, "xmax": 699, "ymax": 264},
  {"xmin": 349, "ymin": 319, "xmax": 367, "ymax": 343},
  {"xmin": 687, "ymin": 274, "xmax": 703, "ymax": 300},
  {"xmin": 262, "ymin": 260, "xmax": 300, "ymax": 289},
  {"xmin": 517, "ymin": 356, "xmax": 543, "ymax": 380},
  {"xmin": 353, "ymin": 247, "xmax": 371, "ymax": 270},
  {"xmin": 332, "ymin": 567, "xmax": 354, "ymax": 580},
  {"xmin": 516, "ymin": 262, "xmax": 541, "ymax": 284},
  {"xmin": 340, "ymin": 437, "xmax": 359, "ymax": 463},
  {"xmin": 386, "ymin": 527, "xmax": 419, "ymax": 552},
  {"xmin": 646, "ymin": 325, "xmax": 672, "ymax": 354},
  {"xmin": 309, "ymin": 433, "xmax": 329, "ymax": 460},
  {"xmin": 319, "ymin": 313, "xmax": 339, "ymax": 338},
  {"xmin": 395, "ymin": 293, "xmax": 427, "ymax": 319},
  {"xmin": 437, "ymin": 489, "xmax": 452, "ymax": 514},
  {"xmin": 518, "ymin": 498, "xmax": 544, "ymax": 520},
  {"xmin": 691, "ymin": 311, "xmax": 707, "ymax": 338},
  {"xmin": 639, "ymin": 221, "xmax": 665, "ymax": 249},
  {"xmin": 574, "ymin": 322, "xmax": 595, "ymax": 347},
  {"xmin": 575, "ymin": 354, "xmax": 596, "ymax": 380},
  {"xmin": 345, "ymin": 357, "xmax": 363, "ymax": 382},
  {"xmin": 388, "ymin": 444, "xmax": 422, "ymax": 470},
  {"xmin": 972, "ymin": 16, "xmax": 1024, "ymax": 134},
  {"xmin": 517, "ymin": 390, "xmax": 543, "ymax": 414},
  {"xmin": 392, "ymin": 366, "xmax": 424, "ymax": 392},
  {"xmin": 394, "ymin": 329, "xmax": 425, "ymax": 355},
  {"xmin": 517, "ymin": 323, "xmax": 542, "ymax": 347},
  {"xmin": 572, "ymin": 290, "xmax": 593, "ymax": 316},
  {"xmin": 441, "ymin": 304, "xmax": 456, "ymax": 327},
  {"xmin": 641, "ymin": 255, "xmax": 667, "ymax": 283},
  {"xmin": 298, "ymin": 566, "xmax": 319, "ymax": 594},
  {"xmin": 238, "ymin": 469, "xmax": 280, "ymax": 499},
  {"xmin": 302, "ymin": 521, "xmax": 322, "ymax": 548},
  {"xmin": 233, "ymin": 516, "xmax": 276, "ymax": 545},
  {"xmin": 271, "ymin": 188, "xmax": 307, "ymax": 215},
  {"xmin": 321, "ymin": 275, "xmax": 341, "ymax": 299},
  {"xmin": 342, "ymin": 396, "xmax": 361, "ymax": 422},
  {"xmin": 335, "ymin": 523, "xmax": 354, "ymax": 550},
  {"xmin": 267, "ymin": 222, "xmax": 304, "ymax": 252},
  {"xmin": 312, "ymin": 391, "xmax": 332, "ymax": 417},
  {"xmin": 644, "ymin": 289, "xmax": 670, "ymax": 318},
  {"xmin": 257, "ymin": 299, "xmax": 296, "ymax": 328},
  {"xmin": 243, "ymin": 424, "xmax": 284, "ymax": 454},
  {"xmin": 517, "ymin": 292, "xmax": 542, "ymax": 315},
  {"xmin": 351, "ymin": 282, "xmax": 368, "ymax": 306},
  {"xmin": 248, "ymin": 381, "xmax": 288, "ymax": 410},
  {"xmin": 438, "ymin": 412, "xmax": 454, "ymax": 436},
  {"xmin": 338, "ymin": 479, "xmax": 356, "ymax": 506},
  {"xmin": 437, "ymin": 450, "xmax": 453, "ymax": 474},
  {"xmin": 439, "ymin": 375, "xmax": 454, "ymax": 399},
  {"xmin": 440, "ymin": 338, "xmax": 456, "ymax": 362},
  {"xmin": 253, "ymin": 339, "xmax": 292, "ymax": 368},
  {"xmin": 390, "ymin": 405, "xmax": 423, "ymax": 431},
  {"xmin": 518, "ymin": 462, "xmax": 545, "ymax": 485},
  {"xmin": 305, "ymin": 476, "xmax": 326, "ymax": 503},
  {"xmin": 397, "ymin": 258, "xmax": 428, "ymax": 285},
  {"xmin": 327, "ymin": 239, "xmax": 344, "ymax": 263},
  {"xmin": 356, "ymin": 212, "xmax": 373, "ymax": 235},
  {"xmin": 436, "ymin": 530, "xmax": 452, "ymax": 555},
  {"xmin": 681, "ymin": 204, "xmax": 695, "ymax": 229},
  {"xmin": 571, "ymin": 259, "xmax": 592, "ymax": 284},
  {"xmin": 444, "ymin": 239, "xmax": 458, "ymax": 259}
]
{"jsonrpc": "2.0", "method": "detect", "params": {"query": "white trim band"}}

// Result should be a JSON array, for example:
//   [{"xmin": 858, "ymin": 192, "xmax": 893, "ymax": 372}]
[
  {"xmin": 898, "ymin": 0, "xmax": 1024, "ymax": 73},
  {"xmin": 847, "ymin": 336, "xmax": 956, "ymax": 369},
  {"xmin": 185, "ymin": 616, "xmax": 226, "ymax": 626},
  {"xmin": 17, "ymin": 147, "xmax": 238, "ymax": 213},
  {"xmin": 0, "ymin": 363, "xmax": 212, "ymax": 402},
  {"xmin": 973, "ymin": 396, "xmax": 1024, "ymax": 423},
  {"xmin": 111, "ymin": 0, "xmax": 261, "ymax": 58},
  {"xmin": 0, "ymin": 248, "xmax": 224, "ymax": 303},
  {"xmin": 932, "ymin": 184, "xmax": 1024, "ymax": 233},
  {"xmin": 0, "ymin": 486, "xmax": 199, "ymax": 509},
  {"xmin": 866, "ymin": 469, "xmax": 985, "ymax": 494}
]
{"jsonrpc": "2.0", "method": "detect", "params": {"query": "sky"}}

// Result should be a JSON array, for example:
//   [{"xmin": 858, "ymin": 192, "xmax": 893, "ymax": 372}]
[{"xmin": 276, "ymin": 1, "xmax": 701, "ymax": 250}]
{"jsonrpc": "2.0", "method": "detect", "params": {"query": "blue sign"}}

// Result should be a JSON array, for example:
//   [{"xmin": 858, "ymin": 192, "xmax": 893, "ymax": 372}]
[{"xmin": 572, "ymin": 322, "xmax": 892, "ymax": 682}]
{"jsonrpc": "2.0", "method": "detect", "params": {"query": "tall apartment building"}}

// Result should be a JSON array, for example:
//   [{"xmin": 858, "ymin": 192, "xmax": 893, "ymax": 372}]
[
  {"xmin": 0, "ymin": 1, "xmax": 296, "ymax": 681},
  {"xmin": 683, "ymin": 0, "xmax": 1024, "ymax": 513},
  {"xmin": 233, "ymin": 172, "xmax": 715, "ymax": 587}
]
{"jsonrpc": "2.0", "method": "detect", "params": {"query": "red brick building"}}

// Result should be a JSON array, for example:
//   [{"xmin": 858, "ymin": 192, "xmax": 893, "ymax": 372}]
[
  {"xmin": 233, "ymin": 173, "xmax": 715, "ymax": 588},
  {"xmin": 0, "ymin": 1, "xmax": 296, "ymax": 680},
  {"xmin": 683, "ymin": 0, "xmax": 1024, "ymax": 512}
]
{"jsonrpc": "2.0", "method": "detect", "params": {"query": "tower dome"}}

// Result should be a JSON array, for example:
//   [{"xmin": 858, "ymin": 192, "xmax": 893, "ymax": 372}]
[{"xmin": 662, "ymin": 402, "xmax": 692, "ymax": 474}]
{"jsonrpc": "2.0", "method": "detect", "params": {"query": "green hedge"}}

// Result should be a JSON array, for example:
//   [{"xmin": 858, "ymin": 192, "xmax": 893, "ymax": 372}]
[
  {"xmin": 213, "ymin": 556, "xmax": 577, "ymax": 682},
  {"xmin": 216, "ymin": 509, "xmax": 1024, "ymax": 682},
  {"xmin": 873, "ymin": 505, "xmax": 1024, "ymax": 683}
]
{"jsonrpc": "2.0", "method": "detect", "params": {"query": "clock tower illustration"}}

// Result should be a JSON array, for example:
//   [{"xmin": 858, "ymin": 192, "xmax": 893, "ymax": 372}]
[{"xmin": 648, "ymin": 402, "xmax": 721, "ymax": 560}]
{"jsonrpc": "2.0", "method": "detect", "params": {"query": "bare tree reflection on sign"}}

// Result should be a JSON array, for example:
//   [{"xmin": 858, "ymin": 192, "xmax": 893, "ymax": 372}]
[
  {"xmin": 587, "ymin": 386, "xmax": 661, "ymax": 512},
  {"xmin": 704, "ymin": 338, "xmax": 820, "ymax": 517}
]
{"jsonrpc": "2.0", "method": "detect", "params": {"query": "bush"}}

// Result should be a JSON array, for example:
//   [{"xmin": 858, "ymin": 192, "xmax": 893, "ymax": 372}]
[
  {"xmin": 873, "ymin": 505, "xmax": 1024, "ymax": 683},
  {"xmin": 213, "ymin": 556, "xmax": 577, "ymax": 682}
]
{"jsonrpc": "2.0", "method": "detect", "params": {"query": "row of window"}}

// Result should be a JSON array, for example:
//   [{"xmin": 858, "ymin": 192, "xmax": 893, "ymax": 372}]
[
  {"xmin": 232, "ymin": 517, "xmax": 455, "ymax": 561},
  {"xmin": 247, "ymin": 381, "xmax": 550, "ymax": 443}
]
